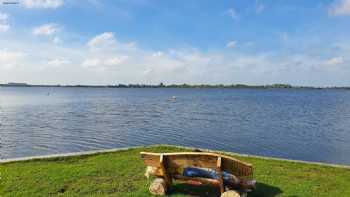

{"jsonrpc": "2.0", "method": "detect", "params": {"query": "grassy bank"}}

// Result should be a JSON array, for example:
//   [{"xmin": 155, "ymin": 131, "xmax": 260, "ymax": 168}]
[{"xmin": 1, "ymin": 145, "xmax": 350, "ymax": 197}]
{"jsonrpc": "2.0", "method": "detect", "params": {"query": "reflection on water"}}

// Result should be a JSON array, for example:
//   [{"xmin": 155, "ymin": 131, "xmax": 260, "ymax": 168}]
[{"xmin": 0, "ymin": 87, "xmax": 350, "ymax": 165}]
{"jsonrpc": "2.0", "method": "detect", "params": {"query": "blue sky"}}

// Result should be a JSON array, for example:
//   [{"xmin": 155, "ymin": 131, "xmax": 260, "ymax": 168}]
[{"xmin": 0, "ymin": 0, "xmax": 349, "ymax": 86}]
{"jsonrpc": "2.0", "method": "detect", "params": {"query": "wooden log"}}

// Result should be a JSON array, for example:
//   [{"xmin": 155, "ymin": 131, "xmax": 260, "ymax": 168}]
[
  {"xmin": 144, "ymin": 166, "xmax": 163, "ymax": 178},
  {"xmin": 221, "ymin": 190, "xmax": 241, "ymax": 197},
  {"xmin": 149, "ymin": 178, "xmax": 167, "ymax": 196}
]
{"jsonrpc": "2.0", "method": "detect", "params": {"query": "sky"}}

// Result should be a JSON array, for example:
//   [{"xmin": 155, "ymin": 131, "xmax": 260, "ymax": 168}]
[{"xmin": 0, "ymin": 0, "xmax": 349, "ymax": 86}]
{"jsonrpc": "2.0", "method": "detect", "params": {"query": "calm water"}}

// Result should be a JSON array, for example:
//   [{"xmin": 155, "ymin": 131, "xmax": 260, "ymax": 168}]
[{"xmin": 0, "ymin": 87, "xmax": 350, "ymax": 165}]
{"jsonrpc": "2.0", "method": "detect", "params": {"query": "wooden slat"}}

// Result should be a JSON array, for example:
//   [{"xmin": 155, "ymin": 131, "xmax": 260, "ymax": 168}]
[
  {"xmin": 216, "ymin": 156, "xmax": 224, "ymax": 193},
  {"xmin": 222, "ymin": 157, "xmax": 253, "ymax": 179},
  {"xmin": 140, "ymin": 152, "xmax": 161, "ymax": 167},
  {"xmin": 166, "ymin": 154, "xmax": 218, "ymax": 170},
  {"xmin": 173, "ymin": 174, "xmax": 220, "ymax": 186},
  {"xmin": 159, "ymin": 154, "xmax": 172, "ymax": 185},
  {"xmin": 141, "ymin": 152, "xmax": 252, "ymax": 166}
]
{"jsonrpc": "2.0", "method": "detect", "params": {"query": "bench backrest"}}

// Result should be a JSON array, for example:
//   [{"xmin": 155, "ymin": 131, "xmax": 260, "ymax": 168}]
[{"xmin": 140, "ymin": 152, "xmax": 253, "ymax": 180}]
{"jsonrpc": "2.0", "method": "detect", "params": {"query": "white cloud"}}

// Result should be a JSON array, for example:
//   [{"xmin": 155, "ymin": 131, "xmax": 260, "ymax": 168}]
[
  {"xmin": 152, "ymin": 51, "xmax": 164, "ymax": 57},
  {"xmin": 82, "ymin": 56, "xmax": 128, "ymax": 68},
  {"xmin": 226, "ymin": 41, "xmax": 237, "ymax": 48},
  {"xmin": 143, "ymin": 68, "xmax": 153, "ymax": 75},
  {"xmin": 0, "ymin": 50, "xmax": 24, "ymax": 69},
  {"xmin": 33, "ymin": 23, "xmax": 60, "ymax": 36},
  {"xmin": 47, "ymin": 59, "xmax": 70, "ymax": 67},
  {"xmin": 324, "ymin": 57, "xmax": 344, "ymax": 66},
  {"xmin": 0, "ymin": 24, "xmax": 10, "ymax": 32},
  {"xmin": 329, "ymin": 0, "xmax": 350, "ymax": 16},
  {"xmin": 0, "ymin": 12, "xmax": 10, "ymax": 32},
  {"xmin": 87, "ymin": 32, "xmax": 116, "ymax": 50},
  {"xmin": 0, "ymin": 12, "xmax": 8, "ymax": 21},
  {"xmin": 1, "ymin": 30, "xmax": 350, "ymax": 86},
  {"xmin": 104, "ymin": 56, "xmax": 128, "ymax": 66},
  {"xmin": 83, "ymin": 32, "xmax": 130, "ymax": 69},
  {"xmin": 23, "ymin": 0, "xmax": 64, "ymax": 9},
  {"xmin": 77, "ymin": 33, "xmax": 350, "ymax": 85},
  {"xmin": 226, "ymin": 8, "xmax": 238, "ymax": 20},
  {"xmin": 0, "ymin": 50, "xmax": 23, "ymax": 62},
  {"xmin": 81, "ymin": 58, "xmax": 100, "ymax": 68},
  {"xmin": 53, "ymin": 36, "xmax": 61, "ymax": 44}
]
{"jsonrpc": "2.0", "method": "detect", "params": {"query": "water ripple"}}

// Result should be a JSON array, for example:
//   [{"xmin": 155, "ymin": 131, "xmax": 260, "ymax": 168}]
[{"xmin": 1, "ymin": 87, "xmax": 350, "ymax": 164}]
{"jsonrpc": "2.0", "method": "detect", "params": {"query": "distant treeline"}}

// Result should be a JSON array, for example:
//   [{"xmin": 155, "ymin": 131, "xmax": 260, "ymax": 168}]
[{"xmin": 1, "ymin": 83, "xmax": 350, "ymax": 89}]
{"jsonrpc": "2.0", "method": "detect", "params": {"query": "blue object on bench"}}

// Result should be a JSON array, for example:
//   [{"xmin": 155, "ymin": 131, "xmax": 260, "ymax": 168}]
[{"xmin": 183, "ymin": 167, "xmax": 236, "ymax": 186}]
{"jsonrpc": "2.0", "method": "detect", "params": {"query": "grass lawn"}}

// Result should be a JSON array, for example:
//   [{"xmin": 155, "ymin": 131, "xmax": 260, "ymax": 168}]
[{"xmin": 1, "ymin": 145, "xmax": 350, "ymax": 197}]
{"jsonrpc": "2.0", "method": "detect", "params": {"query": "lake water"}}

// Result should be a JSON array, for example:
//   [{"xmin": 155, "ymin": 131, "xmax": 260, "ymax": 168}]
[{"xmin": 1, "ymin": 87, "xmax": 350, "ymax": 165}]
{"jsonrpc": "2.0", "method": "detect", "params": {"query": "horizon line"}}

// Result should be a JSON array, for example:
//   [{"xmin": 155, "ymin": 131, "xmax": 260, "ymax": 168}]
[{"xmin": 1, "ymin": 82, "xmax": 350, "ymax": 89}]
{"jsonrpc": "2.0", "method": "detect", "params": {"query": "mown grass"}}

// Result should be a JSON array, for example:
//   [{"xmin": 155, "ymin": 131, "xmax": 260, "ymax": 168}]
[{"xmin": 1, "ymin": 145, "xmax": 350, "ymax": 197}]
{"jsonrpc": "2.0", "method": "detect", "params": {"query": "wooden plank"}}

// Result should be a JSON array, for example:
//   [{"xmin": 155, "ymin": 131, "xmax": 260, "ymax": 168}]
[
  {"xmin": 173, "ymin": 174, "xmax": 220, "ymax": 186},
  {"xmin": 222, "ymin": 157, "xmax": 253, "ymax": 179},
  {"xmin": 140, "ymin": 152, "xmax": 161, "ymax": 167},
  {"xmin": 166, "ymin": 154, "xmax": 218, "ymax": 170},
  {"xmin": 159, "ymin": 154, "xmax": 172, "ymax": 185},
  {"xmin": 141, "ymin": 152, "xmax": 252, "ymax": 166},
  {"xmin": 216, "ymin": 157, "xmax": 225, "ymax": 193}
]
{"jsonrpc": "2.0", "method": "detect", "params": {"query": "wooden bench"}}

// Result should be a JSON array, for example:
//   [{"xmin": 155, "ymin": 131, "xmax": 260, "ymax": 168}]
[{"xmin": 140, "ymin": 151, "xmax": 255, "ymax": 196}]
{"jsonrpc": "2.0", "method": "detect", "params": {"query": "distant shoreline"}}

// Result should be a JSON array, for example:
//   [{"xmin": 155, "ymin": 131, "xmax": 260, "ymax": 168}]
[{"xmin": 1, "ymin": 83, "xmax": 350, "ymax": 89}]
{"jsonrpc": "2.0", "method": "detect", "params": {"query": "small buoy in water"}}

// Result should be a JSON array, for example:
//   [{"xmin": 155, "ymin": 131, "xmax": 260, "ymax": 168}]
[{"xmin": 168, "ymin": 96, "xmax": 176, "ymax": 101}]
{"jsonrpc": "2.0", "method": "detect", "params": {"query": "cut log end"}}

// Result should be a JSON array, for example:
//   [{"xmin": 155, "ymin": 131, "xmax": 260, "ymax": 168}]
[
  {"xmin": 221, "ymin": 190, "xmax": 241, "ymax": 197},
  {"xmin": 149, "ymin": 178, "xmax": 167, "ymax": 196}
]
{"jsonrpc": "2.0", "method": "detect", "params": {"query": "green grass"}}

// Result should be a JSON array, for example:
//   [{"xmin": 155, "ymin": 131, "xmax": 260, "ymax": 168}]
[{"xmin": 1, "ymin": 145, "xmax": 350, "ymax": 197}]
